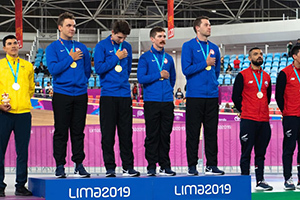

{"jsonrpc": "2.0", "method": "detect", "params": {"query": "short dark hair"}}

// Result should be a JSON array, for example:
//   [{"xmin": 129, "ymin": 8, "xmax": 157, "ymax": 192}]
[
  {"xmin": 3, "ymin": 35, "xmax": 17, "ymax": 47},
  {"xmin": 249, "ymin": 47, "xmax": 261, "ymax": 56},
  {"xmin": 290, "ymin": 44, "xmax": 300, "ymax": 57},
  {"xmin": 150, "ymin": 26, "xmax": 165, "ymax": 38},
  {"xmin": 112, "ymin": 20, "xmax": 131, "ymax": 35},
  {"xmin": 193, "ymin": 16, "xmax": 209, "ymax": 33},
  {"xmin": 57, "ymin": 12, "xmax": 75, "ymax": 27}
]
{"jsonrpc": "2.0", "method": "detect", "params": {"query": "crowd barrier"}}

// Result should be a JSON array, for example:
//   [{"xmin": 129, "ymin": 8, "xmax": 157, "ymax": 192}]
[{"xmin": 5, "ymin": 116, "xmax": 296, "ymax": 175}]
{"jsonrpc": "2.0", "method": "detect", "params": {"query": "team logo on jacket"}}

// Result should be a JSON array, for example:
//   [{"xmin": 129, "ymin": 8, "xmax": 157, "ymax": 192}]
[
  {"xmin": 164, "ymin": 58, "xmax": 168, "ymax": 64},
  {"xmin": 264, "ymin": 81, "xmax": 268, "ymax": 87},
  {"xmin": 75, "ymin": 48, "xmax": 81, "ymax": 52},
  {"xmin": 209, "ymin": 49, "xmax": 215, "ymax": 55},
  {"xmin": 291, "ymin": 77, "xmax": 295, "ymax": 80}
]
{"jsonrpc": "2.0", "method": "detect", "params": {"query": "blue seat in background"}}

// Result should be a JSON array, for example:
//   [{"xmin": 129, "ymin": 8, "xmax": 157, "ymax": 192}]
[
  {"xmin": 218, "ymin": 74, "xmax": 224, "ymax": 85},
  {"xmin": 224, "ymin": 74, "xmax": 231, "ymax": 85}
]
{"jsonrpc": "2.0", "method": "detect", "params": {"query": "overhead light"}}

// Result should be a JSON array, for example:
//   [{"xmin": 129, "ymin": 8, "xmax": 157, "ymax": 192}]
[
  {"xmin": 172, "ymin": 50, "xmax": 176, "ymax": 54},
  {"xmin": 211, "ymin": 10, "xmax": 216, "ymax": 13}
]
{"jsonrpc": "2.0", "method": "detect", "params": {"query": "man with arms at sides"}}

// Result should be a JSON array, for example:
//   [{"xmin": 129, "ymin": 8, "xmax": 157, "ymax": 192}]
[
  {"xmin": 232, "ymin": 47, "xmax": 273, "ymax": 191},
  {"xmin": 0, "ymin": 35, "xmax": 35, "ymax": 196},
  {"xmin": 46, "ymin": 12, "xmax": 91, "ymax": 178},
  {"xmin": 276, "ymin": 44, "xmax": 300, "ymax": 190},
  {"xmin": 94, "ymin": 20, "xmax": 140, "ymax": 177},
  {"xmin": 181, "ymin": 16, "xmax": 224, "ymax": 176},
  {"xmin": 137, "ymin": 27, "xmax": 176, "ymax": 176}
]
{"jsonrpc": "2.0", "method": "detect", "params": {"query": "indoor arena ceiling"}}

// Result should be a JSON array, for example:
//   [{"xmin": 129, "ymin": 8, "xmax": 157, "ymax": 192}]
[{"xmin": 0, "ymin": 0, "xmax": 299, "ymax": 34}]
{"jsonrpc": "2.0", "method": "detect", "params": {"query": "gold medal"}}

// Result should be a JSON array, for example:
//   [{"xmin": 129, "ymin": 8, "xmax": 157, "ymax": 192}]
[
  {"xmin": 257, "ymin": 92, "xmax": 263, "ymax": 99},
  {"xmin": 115, "ymin": 65, "xmax": 122, "ymax": 72},
  {"xmin": 206, "ymin": 66, "xmax": 211, "ymax": 71},
  {"xmin": 70, "ymin": 62, "xmax": 77, "ymax": 68}
]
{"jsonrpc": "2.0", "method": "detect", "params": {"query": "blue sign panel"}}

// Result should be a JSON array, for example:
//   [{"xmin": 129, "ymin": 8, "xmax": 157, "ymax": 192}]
[{"xmin": 29, "ymin": 175, "xmax": 251, "ymax": 200}]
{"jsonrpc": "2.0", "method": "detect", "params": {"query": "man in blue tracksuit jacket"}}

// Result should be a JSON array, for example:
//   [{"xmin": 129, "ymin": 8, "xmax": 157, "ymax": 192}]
[
  {"xmin": 94, "ymin": 20, "xmax": 140, "ymax": 177},
  {"xmin": 137, "ymin": 27, "xmax": 176, "ymax": 176},
  {"xmin": 46, "ymin": 12, "xmax": 91, "ymax": 178},
  {"xmin": 182, "ymin": 16, "xmax": 224, "ymax": 176}
]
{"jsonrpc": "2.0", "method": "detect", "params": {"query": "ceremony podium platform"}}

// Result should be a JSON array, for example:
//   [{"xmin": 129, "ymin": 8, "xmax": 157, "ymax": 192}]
[{"xmin": 28, "ymin": 175, "xmax": 251, "ymax": 200}]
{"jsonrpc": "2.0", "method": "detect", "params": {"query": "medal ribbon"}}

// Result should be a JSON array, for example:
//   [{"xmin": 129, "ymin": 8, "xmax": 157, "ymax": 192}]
[
  {"xmin": 292, "ymin": 64, "xmax": 300, "ymax": 84},
  {"xmin": 150, "ymin": 49, "xmax": 166, "ymax": 72},
  {"xmin": 252, "ymin": 70, "xmax": 263, "ymax": 93},
  {"xmin": 196, "ymin": 37, "xmax": 209, "ymax": 60},
  {"xmin": 6, "ymin": 58, "xmax": 19, "ymax": 83},
  {"xmin": 59, "ymin": 38, "xmax": 75, "ymax": 54},
  {"xmin": 111, "ymin": 37, "xmax": 123, "ymax": 66}
]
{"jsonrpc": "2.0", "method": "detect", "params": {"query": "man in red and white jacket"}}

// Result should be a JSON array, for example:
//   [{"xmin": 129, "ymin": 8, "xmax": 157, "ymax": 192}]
[
  {"xmin": 276, "ymin": 44, "xmax": 300, "ymax": 190},
  {"xmin": 232, "ymin": 47, "xmax": 273, "ymax": 191}
]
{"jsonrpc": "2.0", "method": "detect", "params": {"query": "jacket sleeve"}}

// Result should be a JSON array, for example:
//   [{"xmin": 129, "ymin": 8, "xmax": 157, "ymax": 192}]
[
  {"xmin": 127, "ymin": 45, "xmax": 132, "ymax": 76},
  {"xmin": 215, "ymin": 47, "xmax": 221, "ymax": 79},
  {"xmin": 137, "ymin": 55, "xmax": 161, "ymax": 84},
  {"xmin": 232, "ymin": 73, "xmax": 244, "ymax": 113},
  {"xmin": 28, "ymin": 63, "xmax": 35, "ymax": 98},
  {"xmin": 46, "ymin": 43, "xmax": 73, "ymax": 76},
  {"xmin": 267, "ymin": 80, "xmax": 271, "ymax": 104},
  {"xmin": 275, "ymin": 71, "xmax": 286, "ymax": 112},
  {"xmin": 181, "ymin": 42, "xmax": 207, "ymax": 77},
  {"xmin": 169, "ymin": 57, "xmax": 176, "ymax": 88},
  {"xmin": 82, "ymin": 45, "xmax": 91, "ymax": 80},
  {"xmin": 94, "ymin": 42, "xmax": 119, "ymax": 75}
]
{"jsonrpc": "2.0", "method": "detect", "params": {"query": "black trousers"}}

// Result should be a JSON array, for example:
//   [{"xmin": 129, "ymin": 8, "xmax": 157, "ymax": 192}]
[
  {"xmin": 282, "ymin": 116, "xmax": 300, "ymax": 181},
  {"xmin": 186, "ymin": 97, "xmax": 219, "ymax": 167},
  {"xmin": 239, "ymin": 119, "xmax": 271, "ymax": 182},
  {"xmin": 144, "ymin": 101, "xmax": 174, "ymax": 170},
  {"xmin": 100, "ymin": 96, "xmax": 134, "ymax": 170},
  {"xmin": 52, "ymin": 92, "xmax": 87, "ymax": 166},
  {"xmin": 0, "ymin": 112, "xmax": 31, "ymax": 189}
]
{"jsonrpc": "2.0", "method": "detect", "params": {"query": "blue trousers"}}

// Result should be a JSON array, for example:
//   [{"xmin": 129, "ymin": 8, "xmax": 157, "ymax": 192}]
[{"xmin": 0, "ymin": 111, "xmax": 31, "ymax": 189}]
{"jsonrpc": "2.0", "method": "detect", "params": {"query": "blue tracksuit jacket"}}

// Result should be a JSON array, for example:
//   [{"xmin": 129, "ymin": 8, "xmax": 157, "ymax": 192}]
[
  {"xmin": 94, "ymin": 35, "xmax": 132, "ymax": 97},
  {"xmin": 46, "ymin": 38, "xmax": 91, "ymax": 96},
  {"xmin": 137, "ymin": 46, "xmax": 176, "ymax": 102},
  {"xmin": 181, "ymin": 38, "xmax": 220, "ymax": 98}
]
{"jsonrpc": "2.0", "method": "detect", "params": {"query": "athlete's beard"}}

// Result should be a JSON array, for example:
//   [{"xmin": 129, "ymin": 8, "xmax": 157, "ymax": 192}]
[{"xmin": 252, "ymin": 59, "xmax": 263, "ymax": 66}]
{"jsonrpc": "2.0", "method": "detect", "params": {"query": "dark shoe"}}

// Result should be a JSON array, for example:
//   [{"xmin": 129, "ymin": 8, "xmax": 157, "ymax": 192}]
[
  {"xmin": 187, "ymin": 166, "xmax": 199, "ymax": 176},
  {"xmin": 147, "ymin": 169, "xmax": 156, "ymax": 176},
  {"xmin": 75, "ymin": 163, "xmax": 91, "ymax": 178},
  {"xmin": 205, "ymin": 166, "xmax": 225, "ymax": 175},
  {"xmin": 122, "ymin": 168, "xmax": 140, "ymax": 177},
  {"xmin": 159, "ymin": 168, "xmax": 176, "ymax": 176},
  {"xmin": 55, "ymin": 165, "xmax": 66, "ymax": 178},
  {"xmin": 15, "ymin": 186, "xmax": 33, "ymax": 196},
  {"xmin": 255, "ymin": 180, "xmax": 273, "ymax": 191},
  {"xmin": 284, "ymin": 177, "xmax": 295, "ymax": 190},
  {"xmin": 0, "ymin": 187, "xmax": 5, "ymax": 197},
  {"xmin": 106, "ymin": 169, "xmax": 116, "ymax": 177}
]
